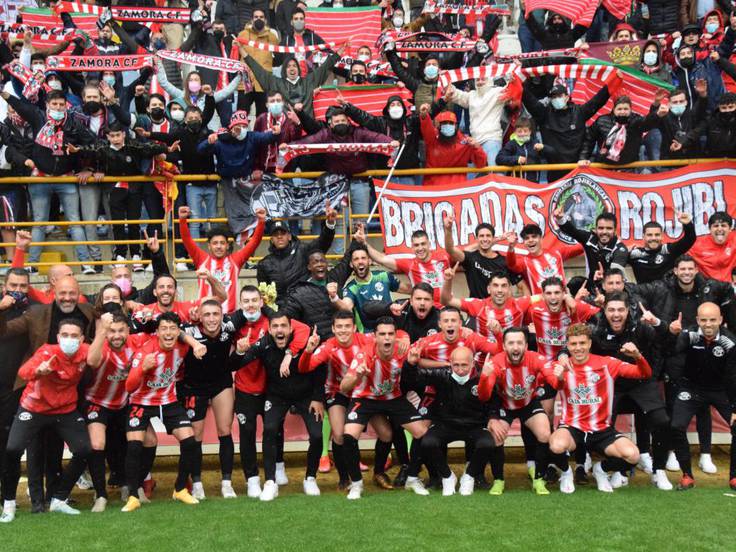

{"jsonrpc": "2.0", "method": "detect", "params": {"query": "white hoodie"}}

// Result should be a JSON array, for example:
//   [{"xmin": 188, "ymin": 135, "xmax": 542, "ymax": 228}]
[{"xmin": 451, "ymin": 82, "xmax": 508, "ymax": 144}]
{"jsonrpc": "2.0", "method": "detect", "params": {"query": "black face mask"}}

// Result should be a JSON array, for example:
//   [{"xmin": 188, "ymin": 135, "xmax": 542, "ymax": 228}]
[
  {"xmin": 150, "ymin": 107, "xmax": 165, "ymax": 121},
  {"xmin": 213, "ymin": 30, "xmax": 225, "ymax": 41},
  {"xmin": 614, "ymin": 114, "xmax": 630, "ymax": 125},
  {"xmin": 679, "ymin": 56, "xmax": 694, "ymax": 68},
  {"xmin": 332, "ymin": 123, "xmax": 349, "ymax": 136},
  {"xmin": 6, "ymin": 290, "xmax": 28, "ymax": 310},
  {"xmin": 102, "ymin": 302, "xmax": 122, "ymax": 314},
  {"xmin": 352, "ymin": 73, "xmax": 366, "ymax": 84},
  {"xmin": 253, "ymin": 19, "xmax": 265, "ymax": 31},
  {"xmin": 187, "ymin": 120, "xmax": 202, "ymax": 133},
  {"xmin": 83, "ymin": 101, "xmax": 103, "ymax": 115}
]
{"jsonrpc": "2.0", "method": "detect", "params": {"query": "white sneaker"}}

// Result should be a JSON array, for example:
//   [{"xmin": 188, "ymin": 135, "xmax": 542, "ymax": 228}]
[
  {"xmin": 404, "ymin": 476, "xmax": 430, "ymax": 496},
  {"xmin": 592, "ymin": 462, "xmax": 614, "ymax": 493},
  {"xmin": 132, "ymin": 254, "xmax": 144, "ymax": 272},
  {"xmin": 259, "ymin": 480, "xmax": 278, "ymax": 502},
  {"xmin": 77, "ymin": 471, "xmax": 93, "ymax": 490},
  {"xmin": 559, "ymin": 468, "xmax": 575, "ymax": 494},
  {"xmin": 115, "ymin": 255, "xmax": 127, "ymax": 269},
  {"xmin": 584, "ymin": 453, "xmax": 592, "ymax": 473},
  {"xmin": 441, "ymin": 472, "xmax": 457, "ymax": 496},
  {"xmin": 0, "ymin": 501, "xmax": 16, "ymax": 523},
  {"xmin": 610, "ymin": 472, "xmax": 629, "ymax": 489},
  {"xmin": 81, "ymin": 264, "xmax": 97, "ymax": 275},
  {"xmin": 191, "ymin": 482, "xmax": 206, "ymax": 501},
  {"xmin": 651, "ymin": 469, "xmax": 673, "ymax": 491},
  {"xmin": 459, "ymin": 474, "xmax": 475, "ymax": 496},
  {"xmin": 49, "ymin": 498, "xmax": 81, "ymax": 515},
  {"xmin": 137, "ymin": 487, "xmax": 151, "ymax": 504},
  {"xmin": 91, "ymin": 497, "xmax": 107, "ymax": 513},
  {"xmin": 303, "ymin": 477, "xmax": 320, "ymax": 496},
  {"xmin": 221, "ymin": 480, "xmax": 237, "ymax": 499},
  {"xmin": 275, "ymin": 462, "xmax": 289, "ymax": 486},
  {"xmin": 666, "ymin": 451, "xmax": 680, "ymax": 472},
  {"xmin": 347, "ymin": 480, "xmax": 363, "ymax": 500},
  {"xmin": 246, "ymin": 476, "xmax": 262, "ymax": 498},
  {"xmin": 175, "ymin": 262, "xmax": 189, "ymax": 272},
  {"xmin": 637, "ymin": 452, "xmax": 654, "ymax": 474},
  {"xmin": 699, "ymin": 453, "xmax": 718, "ymax": 474}
]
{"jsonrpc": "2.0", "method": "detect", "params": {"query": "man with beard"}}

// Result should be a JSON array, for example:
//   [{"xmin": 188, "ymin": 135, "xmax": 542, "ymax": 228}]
[
  {"xmin": 505, "ymin": 224, "xmax": 583, "ymax": 295},
  {"xmin": 689, "ymin": 211, "xmax": 736, "ymax": 283},
  {"xmin": 364, "ymin": 283, "xmax": 441, "ymax": 343},
  {"xmin": 229, "ymin": 312, "xmax": 324, "ymax": 502},
  {"xmin": 628, "ymin": 212, "xmax": 696, "ymax": 283}
]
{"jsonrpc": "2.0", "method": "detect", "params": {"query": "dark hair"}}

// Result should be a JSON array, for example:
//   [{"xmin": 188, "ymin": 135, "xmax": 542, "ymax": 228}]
[
  {"xmin": 489, "ymin": 272, "xmax": 511, "ymax": 284},
  {"xmin": 267, "ymin": 90, "xmax": 283, "ymax": 100},
  {"xmin": 718, "ymin": 92, "xmax": 736, "ymax": 106},
  {"xmin": 351, "ymin": 60, "xmax": 367, "ymax": 71},
  {"xmin": 708, "ymin": 211, "xmax": 732, "ymax": 227},
  {"xmin": 412, "ymin": 282, "xmax": 434, "ymax": 296},
  {"xmin": 240, "ymin": 284, "xmax": 260, "ymax": 295},
  {"xmin": 94, "ymin": 283, "xmax": 124, "ymax": 316},
  {"xmin": 514, "ymin": 117, "xmax": 534, "ymax": 131},
  {"xmin": 148, "ymin": 93, "xmax": 166, "ymax": 106},
  {"xmin": 520, "ymin": 224, "xmax": 542, "ymax": 238},
  {"xmin": 603, "ymin": 268, "xmax": 625, "ymax": 281},
  {"xmin": 613, "ymin": 95, "xmax": 631, "ymax": 107},
  {"xmin": 328, "ymin": 107, "xmax": 347, "ymax": 121},
  {"xmin": 604, "ymin": 291, "xmax": 630, "ymax": 307},
  {"xmin": 200, "ymin": 298, "xmax": 222, "ymax": 311},
  {"xmin": 4, "ymin": 267, "xmax": 29, "ymax": 283},
  {"xmin": 156, "ymin": 311, "xmax": 181, "ymax": 328},
  {"xmin": 411, "ymin": 229, "xmax": 429, "ymax": 241},
  {"xmin": 30, "ymin": 53, "xmax": 46, "ymax": 63},
  {"xmin": 58, "ymin": 318, "xmax": 85, "ymax": 333},
  {"xmin": 375, "ymin": 316, "xmax": 396, "ymax": 329},
  {"xmin": 292, "ymin": 7, "xmax": 305, "ymax": 17},
  {"xmin": 674, "ymin": 254, "xmax": 697, "ymax": 268},
  {"xmin": 643, "ymin": 221, "xmax": 663, "ymax": 232},
  {"xmin": 206, "ymin": 225, "xmax": 233, "ymax": 243},
  {"xmin": 46, "ymin": 90, "xmax": 66, "ymax": 103},
  {"xmin": 333, "ymin": 310, "xmax": 355, "ymax": 323},
  {"xmin": 541, "ymin": 276, "xmax": 563, "ymax": 291},
  {"xmin": 349, "ymin": 244, "xmax": 369, "ymax": 259},
  {"xmin": 105, "ymin": 121, "xmax": 126, "ymax": 134},
  {"xmin": 153, "ymin": 274, "xmax": 177, "ymax": 288},
  {"xmin": 185, "ymin": 106, "xmax": 203, "ymax": 116},
  {"xmin": 440, "ymin": 306, "xmax": 461, "ymax": 317},
  {"xmin": 475, "ymin": 222, "xmax": 495, "ymax": 236},
  {"xmin": 110, "ymin": 313, "xmax": 129, "ymax": 326},
  {"xmin": 268, "ymin": 310, "xmax": 289, "ymax": 323},
  {"xmin": 595, "ymin": 212, "xmax": 617, "ymax": 227},
  {"xmin": 566, "ymin": 275, "xmax": 587, "ymax": 297},
  {"xmin": 502, "ymin": 326, "xmax": 528, "ymax": 341},
  {"xmin": 669, "ymin": 88, "xmax": 687, "ymax": 99}
]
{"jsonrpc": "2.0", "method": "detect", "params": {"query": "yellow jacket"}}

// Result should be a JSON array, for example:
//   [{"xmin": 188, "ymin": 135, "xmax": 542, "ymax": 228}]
[{"xmin": 237, "ymin": 25, "xmax": 280, "ymax": 92}]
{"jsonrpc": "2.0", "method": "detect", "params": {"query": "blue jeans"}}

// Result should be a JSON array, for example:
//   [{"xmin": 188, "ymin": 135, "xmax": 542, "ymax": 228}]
[
  {"xmin": 392, "ymin": 175, "xmax": 422, "ymax": 186},
  {"xmin": 518, "ymin": 13, "xmax": 542, "ymax": 53},
  {"xmin": 28, "ymin": 183, "xmax": 89, "ymax": 263},
  {"xmin": 186, "ymin": 184, "xmax": 218, "ymax": 239},
  {"xmin": 482, "ymin": 140, "xmax": 502, "ymax": 166},
  {"xmin": 641, "ymin": 129, "xmax": 662, "ymax": 174}
]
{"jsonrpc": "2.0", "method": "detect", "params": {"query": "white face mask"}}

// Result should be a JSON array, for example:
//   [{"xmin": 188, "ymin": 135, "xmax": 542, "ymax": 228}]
[
  {"xmin": 32, "ymin": 64, "xmax": 45, "ymax": 73},
  {"xmin": 170, "ymin": 110, "xmax": 184, "ymax": 122},
  {"xmin": 388, "ymin": 105, "xmax": 404, "ymax": 120},
  {"xmin": 392, "ymin": 15, "xmax": 404, "ymax": 28},
  {"xmin": 237, "ymin": 128, "xmax": 248, "ymax": 140},
  {"xmin": 451, "ymin": 372, "xmax": 470, "ymax": 385},
  {"xmin": 48, "ymin": 80, "xmax": 63, "ymax": 91},
  {"xmin": 357, "ymin": 54, "xmax": 370, "ymax": 62},
  {"xmin": 243, "ymin": 309, "xmax": 261, "ymax": 323},
  {"xmin": 59, "ymin": 336, "xmax": 80, "ymax": 356},
  {"xmin": 643, "ymin": 51, "xmax": 658, "ymax": 66}
]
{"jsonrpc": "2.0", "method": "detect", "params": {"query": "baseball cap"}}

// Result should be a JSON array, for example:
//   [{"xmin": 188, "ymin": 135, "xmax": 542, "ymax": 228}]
[{"xmin": 271, "ymin": 221, "xmax": 291, "ymax": 234}]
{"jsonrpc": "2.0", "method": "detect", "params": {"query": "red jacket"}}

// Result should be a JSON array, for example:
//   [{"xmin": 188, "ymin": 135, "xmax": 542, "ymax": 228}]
[
  {"xmin": 18, "ymin": 343, "xmax": 90, "ymax": 415},
  {"xmin": 420, "ymin": 114, "xmax": 487, "ymax": 186}
]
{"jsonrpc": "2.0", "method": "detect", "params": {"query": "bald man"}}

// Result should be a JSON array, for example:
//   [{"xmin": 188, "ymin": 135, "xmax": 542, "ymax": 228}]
[
  {"xmin": 404, "ymin": 346, "xmax": 496, "ymax": 496},
  {"xmin": 669, "ymin": 302, "xmax": 736, "ymax": 490}
]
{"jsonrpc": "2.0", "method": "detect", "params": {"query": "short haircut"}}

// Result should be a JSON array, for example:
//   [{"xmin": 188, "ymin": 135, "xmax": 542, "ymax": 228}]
[
  {"xmin": 412, "ymin": 282, "xmax": 434, "ymax": 296},
  {"xmin": 475, "ymin": 222, "xmax": 495, "ymax": 235},
  {"xmin": 718, "ymin": 92, "xmax": 736, "ymax": 106},
  {"xmin": 185, "ymin": 106, "xmax": 203, "ymax": 116},
  {"xmin": 240, "ymin": 284, "xmax": 260, "ymax": 295},
  {"xmin": 503, "ymin": 326, "xmax": 528, "ymax": 341},
  {"xmin": 489, "ymin": 272, "xmax": 511, "ymax": 284},
  {"xmin": 541, "ymin": 276, "xmax": 563, "ymax": 291},
  {"xmin": 603, "ymin": 268, "xmax": 625, "ymax": 281},
  {"xmin": 375, "ymin": 316, "xmax": 396, "ymax": 329},
  {"xmin": 200, "ymin": 298, "xmax": 222, "ymax": 311},
  {"xmin": 58, "ymin": 318, "xmax": 85, "ymax": 333},
  {"xmin": 154, "ymin": 274, "xmax": 177, "ymax": 288},
  {"xmin": 595, "ymin": 212, "xmax": 617, "ymax": 227},
  {"xmin": 110, "ymin": 313, "xmax": 129, "ymax": 326},
  {"xmin": 566, "ymin": 323, "xmax": 592, "ymax": 338},
  {"xmin": 328, "ymin": 107, "xmax": 347, "ymax": 120},
  {"xmin": 350, "ymin": 244, "xmax": 369, "ymax": 259},
  {"xmin": 514, "ymin": 117, "xmax": 534, "ymax": 131},
  {"xmin": 708, "ymin": 211, "xmax": 732, "ymax": 227},
  {"xmin": 674, "ymin": 254, "xmax": 696, "ymax": 268},
  {"xmin": 206, "ymin": 225, "xmax": 233, "ymax": 243},
  {"xmin": 643, "ymin": 221, "xmax": 663, "ymax": 232},
  {"xmin": 105, "ymin": 121, "xmax": 126, "ymax": 134},
  {"xmin": 292, "ymin": 7, "xmax": 305, "ymax": 17},
  {"xmin": 4, "ymin": 267, "xmax": 29, "ymax": 283},
  {"xmin": 333, "ymin": 310, "xmax": 355, "ymax": 323},
  {"xmin": 604, "ymin": 291, "xmax": 630, "ymax": 307},
  {"xmin": 268, "ymin": 310, "xmax": 289, "ymax": 323},
  {"xmin": 351, "ymin": 60, "xmax": 367, "ymax": 71},
  {"xmin": 520, "ymin": 224, "xmax": 542, "ymax": 238},
  {"xmin": 566, "ymin": 275, "xmax": 587, "ymax": 297},
  {"xmin": 440, "ymin": 306, "xmax": 461, "ymax": 318},
  {"xmin": 46, "ymin": 90, "xmax": 66, "ymax": 102},
  {"xmin": 669, "ymin": 88, "xmax": 687, "ymax": 100},
  {"xmin": 148, "ymin": 93, "xmax": 167, "ymax": 106},
  {"xmin": 267, "ymin": 90, "xmax": 283, "ymax": 100},
  {"xmin": 411, "ymin": 229, "xmax": 428, "ymax": 241},
  {"xmin": 156, "ymin": 311, "xmax": 181, "ymax": 328}
]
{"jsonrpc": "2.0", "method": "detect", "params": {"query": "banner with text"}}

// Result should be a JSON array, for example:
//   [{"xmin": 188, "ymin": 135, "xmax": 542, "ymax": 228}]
[{"xmin": 376, "ymin": 162, "xmax": 736, "ymax": 256}]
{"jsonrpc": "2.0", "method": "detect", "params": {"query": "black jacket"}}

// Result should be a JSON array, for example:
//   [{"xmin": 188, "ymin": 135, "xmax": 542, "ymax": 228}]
[
  {"xmin": 216, "ymin": 0, "xmax": 268, "ymax": 36},
  {"xmin": 148, "ymin": 115, "xmax": 216, "ymax": 181},
  {"xmin": 522, "ymin": 83, "xmax": 611, "ymax": 163},
  {"xmin": 495, "ymin": 135, "xmax": 550, "ymax": 182},
  {"xmin": 256, "ymin": 224, "xmax": 336, "ymax": 308},
  {"xmin": 700, "ymin": 110, "xmax": 736, "ymax": 157},
  {"xmin": 627, "ymin": 222, "xmax": 696, "ymax": 283},
  {"xmin": 525, "ymin": 14, "xmax": 587, "ymax": 50},
  {"xmin": 274, "ymin": 29, "xmax": 325, "ymax": 67},
  {"xmin": 402, "ymin": 364, "xmax": 490, "ymax": 427},
  {"xmin": 558, "ymin": 218, "xmax": 629, "ymax": 282},
  {"xmin": 364, "ymin": 300, "xmax": 441, "ymax": 343},
  {"xmin": 0, "ymin": 120, "xmax": 34, "ymax": 176},
  {"xmin": 77, "ymin": 140, "xmax": 168, "ymax": 175},
  {"xmin": 645, "ymin": 0, "xmax": 680, "ymax": 35},
  {"xmin": 643, "ymin": 96, "xmax": 707, "ymax": 160},
  {"xmin": 580, "ymin": 112, "xmax": 650, "ymax": 164}
]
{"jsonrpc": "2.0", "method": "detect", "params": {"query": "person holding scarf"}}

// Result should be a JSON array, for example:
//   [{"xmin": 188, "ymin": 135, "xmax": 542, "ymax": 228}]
[{"xmin": 253, "ymin": 91, "xmax": 303, "ymax": 177}]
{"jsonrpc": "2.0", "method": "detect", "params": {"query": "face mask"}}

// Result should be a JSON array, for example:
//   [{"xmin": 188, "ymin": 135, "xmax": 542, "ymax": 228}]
[
  {"xmin": 214, "ymin": 29, "xmax": 225, "ymax": 41},
  {"xmin": 32, "ymin": 64, "xmax": 45, "ymax": 73},
  {"xmin": 672, "ymin": 37, "xmax": 682, "ymax": 50},
  {"xmin": 188, "ymin": 81, "xmax": 201, "ymax": 94},
  {"xmin": 424, "ymin": 64, "xmax": 439, "ymax": 79},
  {"xmin": 150, "ymin": 107, "xmax": 165, "ymax": 121},
  {"xmin": 187, "ymin": 120, "xmax": 202, "ymax": 133},
  {"xmin": 6, "ymin": 290, "xmax": 28, "ymax": 309},
  {"xmin": 170, "ymin": 109, "xmax": 185, "ymax": 122},
  {"xmin": 102, "ymin": 302, "xmax": 122, "ymax": 314},
  {"xmin": 237, "ymin": 128, "xmax": 248, "ymax": 140},
  {"xmin": 293, "ymin": 20, "xmax": 305, "ymax": 32},
  {"xmin": 614, "ymin": 114, "xmax": 630, "ymax": 124},
  {"xmin": 451, "ymin": 372, "xmax": 470, "ymax": 385},
  {"xmin": 392, "ymin": 15, "xmax": 404, "ymax": 28},
  {"xmin": 153, "ymin": 39, "xmax": 166, "ymax": 50},
  {"xmin": 670, "ymin": 104, "xmax": 686, "ymax": 116},
  {"xmin": 83, "ymin": 101, "xmax": 102, "ymax": 115},
  {"xmin": 48, "ymin": 80, "xmax": 62, "ymax": 91},
  {"xmin": 49, "ymin": 109, "xmax": 65, "ymax": 121},
  {"xmin": 706, "ymin": 22, "xmax": 719, "ymax": 34},
  {"xmin": 103, "ymin": 75, "xmax": 116, "ymax": 86},
  {"xmin": 268, "ymin": 102, "xmax": 283, "ymax": 116},
  {"xmin": 352, "ymin": 73, "xmax": 366, "ymax": 84},
  {"xmin": 440, "ymin": 124, "xmax": 456, "ymax": 137},
  {"xmin": 59, "ymin": 336, "xmax": 80, "ymax": 356},
  {"xmin": 551, "ymin": 96, "xmax": 568, "ymax": 110},
  {"xmin": 643, "ymin": 51, "xmax": 658, "ymax": 66},
  {"xmin": 719, "ymin": 110, "xmax": 735, "ymax": 120},
  {"xmin": 388, "ymin": 105, "xmax": 404, "ymax": 120},
  {"xmin": 332, "ymin": 123, "xmax": 349, "ymax": 136},
  {"xmin": 357, "ymin": 54, "xmax": 370, "ymax": 62},
  {"xmin": 679, "ymin": 56, "xmax": 694, "ymax": 68},
  {"xmin": 516, "ymin": 135, "xmax": 530, "ymax": 144},
  {"xmin": 243, "ymin": 309, "xmax": 262, "ymax": 323},
  {"xmin": 113, "ymin": 277, "xmax": 132, "ymax": 295},
  {"xmin": 253, "ymin": 19, "xmax": 265, "ymax": 31}
]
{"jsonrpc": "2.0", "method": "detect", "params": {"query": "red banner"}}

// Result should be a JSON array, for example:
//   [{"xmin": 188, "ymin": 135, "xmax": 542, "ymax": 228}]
[
  {"xmin": 586, "ymin": 39, "xmax": 647, "ymax": 67},
  {"xmin": 376, "ymin": 162, "xmax": 736, "ymax": 257},
  {"xmin": 306, "ymin": 6, "xmax": 381, "ymax": 57},
  {"xmin": 277, "ymin": 142, "xmax": 397, "ymax": 173},
  {"xmin": 524, "ymin": 0, "xmax": 600, "ymax": 26},
  {"xmin": 55, "ymin": 2, "xmax": 191, "ymax": 23},
  {"xmin": 46, "ymin": 54, "xmax": 153, "ymax": 71},
  {"xmin": 156, "ymin": 49, "xmax": 245, "ymax": 73},
  {"xmin": 313, "ymin": 83, "xmax": 412, "ymax": 121}
]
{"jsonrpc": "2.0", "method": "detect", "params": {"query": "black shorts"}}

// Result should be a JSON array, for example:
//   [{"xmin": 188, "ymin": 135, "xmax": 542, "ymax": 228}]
[
  {"xmin": 84, "ymin": 402, "xmax": 126, "ymax": 426},
  {"xmin": 345, "ymin": 397, "xmax": 423, "ymax": 427},
  {"xmin": 536, "ymin": 383, "xmax": 557, "ymax": 401},
  {"xmin": 613, "ymin": 380, "xmax": 665, "ymax": 415},
  {"xmin": 559, "ymin": 424, "xmax": 624, "ymax": 456},
  {"xmin": 498, "ymin": 399, "xmax": 546, "ymax": 425},
  {"xmin": 177, "ymin": 383, "xmax": 232, "ymax": 422},
  {"xmin": 325, "ymin": 392, "xmax": 349, "ymax": 410},
  {"xmin": 234, "ymin": 391, "xmax": 265, "ymax": 427},
  {"xmin": 126, "ymin": 403, "xmax": 192, "ymax": 434}
]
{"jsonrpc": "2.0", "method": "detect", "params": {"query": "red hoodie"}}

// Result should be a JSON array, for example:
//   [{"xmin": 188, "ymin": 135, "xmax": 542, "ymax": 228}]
[{"xmin": 18, "ymin": 343, "xmax": 90, "ymax": 415}]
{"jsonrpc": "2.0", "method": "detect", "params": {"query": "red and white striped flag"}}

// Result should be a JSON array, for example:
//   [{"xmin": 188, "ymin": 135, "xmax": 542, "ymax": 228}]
[
  {"xmin": 20, "ymin": 6, "xmax": 98, "ymax": 33},
  {"xmin": 312, "ymin": 83, "xmax": 413, "ymax": 121},
  {"xmin": 306, "ymin": 6, "xmax": 382, "ymax": 57},
  {"xmin": 523, "ymin": 0, "xmax": 599, "ymax": 27}
]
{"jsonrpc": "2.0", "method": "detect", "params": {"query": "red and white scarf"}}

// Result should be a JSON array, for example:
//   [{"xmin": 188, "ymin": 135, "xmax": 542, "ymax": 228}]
[
  {"xmin": 601, "ymin": 122, "xmax": 627, "ymax": 162},
  {"xmin": 36, "ymin": 110, "xmax": 66, "ymax": 156}
]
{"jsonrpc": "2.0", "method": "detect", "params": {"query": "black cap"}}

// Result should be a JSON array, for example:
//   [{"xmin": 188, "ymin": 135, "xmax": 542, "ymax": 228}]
[
  {"xmin": 271, "ymin": 221, "xmax": 291, "ymax": 234},
  {"xmin": 682, "ymin": 23, "xmax": 700, "ymax": 36},
  {"xmin": 549, "ymin": 84, "xmax": 567, "ymax": 97}
]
